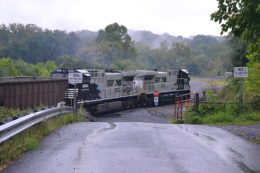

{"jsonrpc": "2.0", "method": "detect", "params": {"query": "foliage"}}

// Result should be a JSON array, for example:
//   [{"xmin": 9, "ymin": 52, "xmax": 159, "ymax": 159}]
[
  {"xmin": 225, "ymin": 36, "xmax": 248, "ymax": 70},
  {"xmin": 211, "ymin": 0, "xmax": 260, "ymax": 42},
  {"xmin": 0, "ymin": 58, "xmax": 19, "ymax": 77},
  {"xmin": 244, "ymin": 61, "xmax": 260, "ymax": 106},
  {"xmin": 0, "ymin": 23, "xmax": 239, "ymax": 75},
  {"xmin": 0, "ymin": 58, "xmax": 57, "ymax": 77},
  {"xmin": 184, "ymin": 87, "xmax": 260, "ymax": 125},
  {"xmin": 211, "ymin": 0, "xmax": 260, "ymax": 104},
  {"xmin": 95, "ymin": 23, "xmax": 137, "ymax": 66},
  {"xmin": 112, "ymin": 60, "xmax": 139, "ymax": 70},
  {"xmin": 0, "ymin": 24, "xmax": 81, "ymax": 63},
  {"xmin": 185, "ymin": 103, "xmax": 259, "ymax": 125}
]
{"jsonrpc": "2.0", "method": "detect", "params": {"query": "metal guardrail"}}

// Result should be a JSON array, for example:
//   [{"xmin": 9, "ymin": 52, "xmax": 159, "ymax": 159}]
[{"xmin": 0, "ymin": 106, "xmax": 73, "ymax": 144}]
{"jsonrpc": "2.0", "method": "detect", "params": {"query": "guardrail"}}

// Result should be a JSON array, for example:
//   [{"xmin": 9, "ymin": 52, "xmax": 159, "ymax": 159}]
[{"xmin": 0, "ymin": 106, "xmax": 73, "ymax": 144}]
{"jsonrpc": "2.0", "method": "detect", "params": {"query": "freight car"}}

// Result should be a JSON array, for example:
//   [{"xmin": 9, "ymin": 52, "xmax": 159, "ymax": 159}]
[
  {"xmin": 51, "ymin": 69, "xmax": 190, "ymax": 112},
  {"xmin": 0, "ymin": 77, "xmax": 67, "ymax": 109}
]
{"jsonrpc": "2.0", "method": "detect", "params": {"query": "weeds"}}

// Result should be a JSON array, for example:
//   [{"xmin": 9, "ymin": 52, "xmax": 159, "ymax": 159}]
[{"xmin": 183, "ymin": 88, "xmax": 260, "ymax": 125}]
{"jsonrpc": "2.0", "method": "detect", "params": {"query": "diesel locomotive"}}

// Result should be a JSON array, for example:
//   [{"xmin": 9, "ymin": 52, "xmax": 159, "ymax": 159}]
[{"xmin": 51, "ymin": 69, "xmax": 190, "ymax": 112}]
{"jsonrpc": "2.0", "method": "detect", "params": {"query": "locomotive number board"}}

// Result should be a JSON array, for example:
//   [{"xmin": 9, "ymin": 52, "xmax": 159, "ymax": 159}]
[{"xmin": 68, "ymin": 73, "xmax": 83, "ymax": 84}]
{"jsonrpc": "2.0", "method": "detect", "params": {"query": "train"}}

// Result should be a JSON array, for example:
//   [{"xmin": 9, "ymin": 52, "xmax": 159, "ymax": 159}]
[{"xmin": 51, "ymin": 68, "xmax": 190, "ymax": 113}]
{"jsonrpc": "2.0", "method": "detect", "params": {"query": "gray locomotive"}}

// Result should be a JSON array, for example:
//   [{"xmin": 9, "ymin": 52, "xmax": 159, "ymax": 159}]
[{"xmin": 51, "ymin": 69, "xmax": 190, "ymax": 112}]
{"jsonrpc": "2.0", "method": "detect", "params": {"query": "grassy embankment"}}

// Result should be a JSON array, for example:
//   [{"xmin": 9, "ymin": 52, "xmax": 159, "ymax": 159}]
[
  {"xmin": 0, "ymin": 109, "xmax": 88, "ymax": 170},
  {"xmin": 174, "ymin": 77, "xmax": 260, "ymax": 143},
  {"xmin": 185, "ymin": 77, "xmax": 260, "ymax": 125}
]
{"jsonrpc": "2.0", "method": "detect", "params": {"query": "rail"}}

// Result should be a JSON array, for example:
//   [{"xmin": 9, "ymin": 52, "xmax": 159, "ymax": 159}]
[{"xmin": 0, "ymin": 106, "xmax": 72, "ymax": 144}]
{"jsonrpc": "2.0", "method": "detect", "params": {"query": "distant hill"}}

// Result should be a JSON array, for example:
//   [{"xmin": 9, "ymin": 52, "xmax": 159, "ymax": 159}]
[
  {"xmin": 128, "ymin": 30, "xmax": 190, "ymax": 48},
  {"xmin": 75, "ymin": 29, "xmax": 224, "ymax": 48}
]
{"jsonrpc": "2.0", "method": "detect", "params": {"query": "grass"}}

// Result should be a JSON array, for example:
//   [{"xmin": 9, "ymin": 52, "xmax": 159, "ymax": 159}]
[
  {"xmin": 0, "ymin": 110, "xmax": 88, "ymax": 170},
  {"xmin": 0, "ymin": 104, "xmax": 47, "ymax": 122},
  {"xmin": 191, "ymin": 77, "xmax": 226, "ymax": 87},
  {"xmin": 183, "ymin": 103, "xmax": 260, "ymax": 125},
  {"xmin": 0, "ymin": 107, "xmax": 24, "ymax": 122}
]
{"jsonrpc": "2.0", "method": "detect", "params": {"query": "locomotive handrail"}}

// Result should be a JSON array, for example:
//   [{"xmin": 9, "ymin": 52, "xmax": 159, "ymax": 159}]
[{"xmin": 0, "ymin": 106, "xmax": 72, "ymax": 144}]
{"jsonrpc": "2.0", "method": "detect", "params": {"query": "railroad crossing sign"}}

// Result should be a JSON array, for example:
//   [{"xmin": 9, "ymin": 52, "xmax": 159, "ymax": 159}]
[
  {"xmin": 154, "ymin": 96, "xmax": 159, "ymax": 106},
  {"xmin": 68, "ymin": 73, "xmax": 83, "ymax": 84},
  {"xmin": 234, "ymin": 67, "xmax": 248, "ymax": 78}
]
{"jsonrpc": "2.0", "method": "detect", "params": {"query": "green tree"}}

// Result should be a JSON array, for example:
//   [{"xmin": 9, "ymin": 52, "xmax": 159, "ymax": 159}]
[
  {"xmin": 112, "ymin": 60, "xmax": 138, "ymax": 70},
  {"xmin": 211, "ymin": 0, "xmax": 260, "ymax": 102},
  {"xmin": 95, "ymin": 23, "xmax": 137, "ymax": 65},
  {"xmin": 33, "ymin": 61, "xmax": 57, "ymax": 77},
  {"xmin": 14, "ymin": 59, "xmax": 35, "ymax": 76},
  {"xmin": 0, "ymin": 58, "xmax": 19, "ymax": 77},
  {"xmin": 211, "ymin": 0, "xmax": 260, "ymax": 42}
]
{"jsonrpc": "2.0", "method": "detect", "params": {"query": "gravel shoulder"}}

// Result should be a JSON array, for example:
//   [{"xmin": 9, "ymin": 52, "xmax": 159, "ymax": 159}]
[{"xmin": 216, "ymin": 125, "xmax": 260, "ymax": 144}]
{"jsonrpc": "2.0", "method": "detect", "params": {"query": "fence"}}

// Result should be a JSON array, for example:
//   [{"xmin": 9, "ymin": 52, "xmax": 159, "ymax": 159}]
[
  {"xmin": 173, "ymin": 93, "xmax": 199, "ymax": 121},
  {"xmin": 173, "ymin": 92, "xmax": 259, "ymax": 121}
]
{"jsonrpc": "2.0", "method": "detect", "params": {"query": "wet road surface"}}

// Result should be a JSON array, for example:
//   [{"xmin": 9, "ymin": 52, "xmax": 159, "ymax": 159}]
[{"xmin": 3, "ymin": 121, "xmax": 260, "ymax": 173}]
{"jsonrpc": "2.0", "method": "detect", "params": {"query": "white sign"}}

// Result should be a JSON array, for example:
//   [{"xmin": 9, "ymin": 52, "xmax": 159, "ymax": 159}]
[
  {"xmin": 68, "ymin": 73, "xmax": 82, "ymax": 84},
  {"xmin": 234, "ymin": 67, "xmax": 248, "ymax": 78},
  {"xmin": 154, "ymin": 96, "xmax": 159, "ymax": 103}
]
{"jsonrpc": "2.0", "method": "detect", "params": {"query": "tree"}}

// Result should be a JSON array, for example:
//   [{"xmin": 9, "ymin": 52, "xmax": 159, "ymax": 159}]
[
  {"xmin": 95, "ymin": 23, "xmax": 137, "ymax": 65},
  {"xmin": 211, "ymin": 0, "xmax": 260, "ymax": 42},
  {"xmin": 14, "ymin": 59, "xmax": 35, "ymax": 76},
  {"xmin": 0, "ymin": 58, "xmax": 19, "ymax": 77},
  {"xmin": 211, "ymin": 0, "xmax": 260, "ymax": 102}
]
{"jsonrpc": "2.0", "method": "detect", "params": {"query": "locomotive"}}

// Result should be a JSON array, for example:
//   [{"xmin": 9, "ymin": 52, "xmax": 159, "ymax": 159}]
[{"xmin": 51, "ymin": 68, "xmax": 190, "ymax": 112}]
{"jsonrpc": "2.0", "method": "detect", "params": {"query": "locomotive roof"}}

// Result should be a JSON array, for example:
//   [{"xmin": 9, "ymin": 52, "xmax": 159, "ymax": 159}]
[
  {"xmin": 76, "ymin": 69, "xmax": 90, "ymax": 75},
  {"xmin": 156, "ymin": 71, "xmax": 167, "ymax": 77},
  {"xmin": 135, "ymin": 70, "xmax": 157, "ymax": 77},
  {"xmin": 121, "ymin": 71, "xmax": 137, "ymax": 77}
]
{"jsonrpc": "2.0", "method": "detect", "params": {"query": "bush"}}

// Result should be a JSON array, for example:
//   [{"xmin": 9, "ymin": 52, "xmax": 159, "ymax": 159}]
[
  {"xmin": 237, "ymin": 112, "xmax": 260, "ymax": 122},
  {"xmin": 202, "ymin": 112, "xmax": 234, "ymax": 124}
]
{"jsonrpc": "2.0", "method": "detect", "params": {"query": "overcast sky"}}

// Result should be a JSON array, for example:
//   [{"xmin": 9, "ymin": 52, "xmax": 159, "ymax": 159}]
[{"xmin": 0, "ymin": 0, "xmax": 222, "ymax": 37}]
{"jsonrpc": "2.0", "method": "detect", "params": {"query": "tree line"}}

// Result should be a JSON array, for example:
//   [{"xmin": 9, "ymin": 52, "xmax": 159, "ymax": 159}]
[{"xmin": 0, "ymin": 22, "xmax": 245, "ymax": 77}]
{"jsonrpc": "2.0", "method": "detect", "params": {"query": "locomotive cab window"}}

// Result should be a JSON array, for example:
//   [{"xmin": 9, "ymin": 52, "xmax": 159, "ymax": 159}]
[{"xmin": 83, "ymin": 75, "xmax": 90, "ymax": 83}]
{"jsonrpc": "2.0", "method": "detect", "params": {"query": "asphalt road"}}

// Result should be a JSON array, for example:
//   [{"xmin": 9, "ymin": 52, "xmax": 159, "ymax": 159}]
[{"xmin": 3, "ymin": 122, "xmax": 260, "ymax": 173}]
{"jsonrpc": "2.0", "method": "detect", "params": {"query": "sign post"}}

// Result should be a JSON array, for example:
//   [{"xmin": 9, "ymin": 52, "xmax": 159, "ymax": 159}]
[
  {"xmin": 234, "ymin": 67, "xmax": 248, "ymax": 104},
  {"xmin": 153, "ymin": 91, "xmax": 159, "ymax": 115},
  {"xmin": 68, "ymin": 73, "xmax": 83, "ymax": 114}
]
